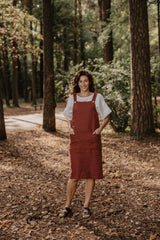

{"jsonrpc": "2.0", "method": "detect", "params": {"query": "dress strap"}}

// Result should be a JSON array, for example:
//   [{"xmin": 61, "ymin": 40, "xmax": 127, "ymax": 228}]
[
  {"xmin": 73, "ymin": 93, "xmax": 77, "ymax": 103},
  {"xmin": 92, "ymin": 92, "xmax": 97, "ymax": 103}
]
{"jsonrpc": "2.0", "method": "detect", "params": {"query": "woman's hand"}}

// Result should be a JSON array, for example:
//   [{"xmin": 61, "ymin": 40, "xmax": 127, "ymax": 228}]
[
  {"xmin": 93, "ymin": 116, "xmax": 110, "ymax": 135},
  {"xmin": 69, "ymin": 127, "xmax": 75, "ymax": 135},
  {"xmin": 93, "ymin": 127, "xmax": 101, "ymax": 135},
  {"xmin": 68, "ymin": 120, "xmax": 75, "ymax": 135}
]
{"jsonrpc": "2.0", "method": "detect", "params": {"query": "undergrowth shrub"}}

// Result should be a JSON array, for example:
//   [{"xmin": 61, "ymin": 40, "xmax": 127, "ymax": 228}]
[{"xmin": 62, "ymin": 58, "xmax": 131, "ymax": 132}]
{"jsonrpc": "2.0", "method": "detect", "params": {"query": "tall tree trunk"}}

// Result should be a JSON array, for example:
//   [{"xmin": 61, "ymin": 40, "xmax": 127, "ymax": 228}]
[
  {"xmin": 129, "ymin": 0, "xmax": 154, "ymax": 136},
  {"xmin": 28, "ymin": 0, "xmax": 36, "ymax": 105},
  {"xmin": 0, "ymin": 91, "xmax": 7, "ymax": 140},
  {"xmin": 155, "ymin": 0, "xmax": 160, "ymax": 124},
  {"xmin": 2, "ymin": 41, "xmax": 10, "ymax": 106},
  {"xmin": 18, "ymin": 57, "xmax": 23, "ymax": 98},
  {"xmin": 31, "ymin": 44, "xmax": 36, "ymax": 104},
  {"xmin": 158, "ymin": 0, "xmax": 160, "ymax": 54},
  {"xmin": 12, "ymin": 41, "xmax": 19, "ymax": 107},
  {"xmin": 12, "ymin": 0, "xmax": 19, "ymax": 107},
  {"xmin": 0, "ymin": 54, "xmax": 3, "ymax": 96},
  {"xmin": 94, "ymin": 4, "xmax": 99, "ymax": 44},
  {"xmin": 56, "ymin": 44, "xmax": 62, "ymax": 69},
  {"xmin": 78, "ymin": 0, "xmax": 85, "ymax": 63},
  {"xmin": 24, "ymin": 49, "xmax": 28, "ymax": 101},
  {"xmin": 40, "ymin": 20, "xmax": 43, "ymax": 98},
  {"xmin": 42, "ymin": 0, "xmax": 56, "ymax": 132},
  {"xmin": 74, "ymin": 0, "xmax": 78, "ymax": 65},
  {"xmin": 63, "ymin": 28, "xmax": 69, "ymax": 71},
  {"xmin": 24, "ymin": 0, "xmax": 28, "ymax": 102},
  {"xmin": 98, "ymin": 0, "xmax": 113, "ymax": 63},
  {"xmin": 98, "ymin": 0, "xmax": 102, "ymax": 21}
]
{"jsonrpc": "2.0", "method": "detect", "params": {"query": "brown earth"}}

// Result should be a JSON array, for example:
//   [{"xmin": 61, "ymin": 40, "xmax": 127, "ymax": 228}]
[{"xmin": 0, "ymin": 103, "xmax": 160, "ymax": 240}]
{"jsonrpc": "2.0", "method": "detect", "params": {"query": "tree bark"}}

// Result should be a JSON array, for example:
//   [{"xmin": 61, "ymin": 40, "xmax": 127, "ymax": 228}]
[
  {"xmin": 24, "ymin": 50, "xmax": 28, "ymax": 102},
  {"xmin": 78, "ymin": 0, "xmax": 85, "ymax": 63},
  {"xmin": 28, "ymin": 0, "xmax": 36, "ymax": 105},
  {"xmin": 18, "ymin": 57, "xmax": 23, "ymax": 98},
  {"xmin": 24, "ymin": 0, "xmax": 28, "ymax": 102},
  {"xmin": 0, "ymin": 54, "xmax": 3, "ymax": 97},
  {"xmin": 94, "ymin": 4, "xmax": 99, "ymax": 44},
  {"xmin": 158, "ymin": 0, "xmax": 160, "ymax": 54},
  {"xmin": 12, "ymin": 42, "xmax": 19, "ymax": 107},
  {"xmin": 0, "ymin": 91, "xmax": 7, "ymax": 140},
  {"xmin": 40, "ymin": 20, "xmax": 43, "ymax": 98},
  {"xmin": 12, "ymin": 0, "xmax": 19, "ymax": 107},
  {"xmin": 129, "ymin": 0, "xmax": 154, "ymax": 136},
  {"xmin": 98, "ymin": 0, "xmax": 113, "ymax": 63},
  {"xmin": 56, "ymin": 44, "xmax": 62, "ymax": 69},
  {"xmin": 63, "ymin": 28, "xmax": 70, "ymax": 71},
  {"xmin": 74, "ymin": 0, "xmax": 78, "ymax": 65},
  {"xmin": 42, "ymin": 0, "xmax": 56, "ymax": 132},
  {"xmin": 2, "ymin": 41, "xmax": 10, "ymax": 106}
]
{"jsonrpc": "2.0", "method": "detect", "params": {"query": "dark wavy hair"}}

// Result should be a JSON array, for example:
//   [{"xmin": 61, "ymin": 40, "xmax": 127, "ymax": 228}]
[{"xmin": 70, "ymin": 70, "xmax": 96, "ymax": 94}]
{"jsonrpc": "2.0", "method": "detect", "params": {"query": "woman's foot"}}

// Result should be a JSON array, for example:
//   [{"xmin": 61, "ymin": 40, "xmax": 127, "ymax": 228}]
[
  {"xmin": 83, "ymin": 207, "xmax": 91, "ymax": 218},
  {"xmin": 59, "ymin": 207, "xmax": 72, "ymax": 218}
]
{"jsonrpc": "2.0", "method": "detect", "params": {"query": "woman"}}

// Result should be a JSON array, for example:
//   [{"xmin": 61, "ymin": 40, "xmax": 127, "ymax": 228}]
[{"xmin": 60, "ymin": 70, "xmax": 111, "ymax": 218}]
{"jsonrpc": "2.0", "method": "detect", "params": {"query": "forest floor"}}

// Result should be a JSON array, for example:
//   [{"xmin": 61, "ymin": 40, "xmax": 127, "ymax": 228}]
[{"xmin": 0, "ymin": 103, "xmax": 160, "ymax": 240}]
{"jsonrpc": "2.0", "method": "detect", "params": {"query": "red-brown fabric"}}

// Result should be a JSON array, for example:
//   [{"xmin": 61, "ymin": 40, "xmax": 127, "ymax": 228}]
[{"xmin": 69, "ymin": 93, "xmax": 103, "ymax": 179}]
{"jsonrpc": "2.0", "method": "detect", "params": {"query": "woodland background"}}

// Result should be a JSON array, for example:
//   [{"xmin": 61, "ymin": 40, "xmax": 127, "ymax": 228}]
[
  {"xmin": 0, "ymin": 0, "xmax": 160, "ymax": 138},
  {"xmin": 0, "ymin": 1, "xmax": 160, "ymax": 239}
]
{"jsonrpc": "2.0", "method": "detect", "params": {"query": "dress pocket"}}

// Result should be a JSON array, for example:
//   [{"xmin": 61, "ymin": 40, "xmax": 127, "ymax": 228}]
[{"xmin": 91, "ymin": 133, "xmax": 101, "ymax": 141}]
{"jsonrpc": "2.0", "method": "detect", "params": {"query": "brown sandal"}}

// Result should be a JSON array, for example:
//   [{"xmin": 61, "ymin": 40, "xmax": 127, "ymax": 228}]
[
  {"xmin": 59, "ymin": 207, "xmax": 72, "ymax": 218},
  {"xmin": 83, "ymin": 207, "xmax": 91, "ymax": 218}
]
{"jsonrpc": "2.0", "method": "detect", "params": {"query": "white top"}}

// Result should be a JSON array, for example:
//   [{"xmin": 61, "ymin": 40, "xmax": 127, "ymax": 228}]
[{"xmin": 63, "ymin": 93, "xmax": 112, "ymax": 120}]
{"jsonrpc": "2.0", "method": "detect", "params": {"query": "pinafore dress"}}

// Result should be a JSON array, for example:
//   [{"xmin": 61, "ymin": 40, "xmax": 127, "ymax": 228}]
[{"xmin": 69, "ymin": 93, "xmax": 103, "ymax": 179}]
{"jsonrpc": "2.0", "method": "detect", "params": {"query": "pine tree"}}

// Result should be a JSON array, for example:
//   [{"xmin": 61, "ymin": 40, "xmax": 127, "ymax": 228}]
[
  {"xmin": 42, "ymin": 0, "xmax": 56, "ymax": 132},
  {"xmin": 129, "ymin": 0, "xmax": 154, "ymax": 136}
]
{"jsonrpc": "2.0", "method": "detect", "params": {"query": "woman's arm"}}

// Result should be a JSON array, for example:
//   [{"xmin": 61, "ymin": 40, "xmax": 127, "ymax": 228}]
[
  {"xmin": 68, "ymin": 120, "xmax": 75, "ymax": 135},
  {"xmin": 93, "ymin": 115, "xmax": 110, "ymax": 135}
]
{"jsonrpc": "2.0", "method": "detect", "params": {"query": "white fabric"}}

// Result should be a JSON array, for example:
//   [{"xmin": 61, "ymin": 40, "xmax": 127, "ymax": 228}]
[{"xmin": 63, "ymin": 93, "xmax": 112, "ymax": 120}]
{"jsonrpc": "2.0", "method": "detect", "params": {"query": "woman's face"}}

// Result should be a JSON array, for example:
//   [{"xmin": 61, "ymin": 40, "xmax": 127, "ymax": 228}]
[{"xmin": 78, "ymin": 75, "xmax": 90, "ymax": 93}]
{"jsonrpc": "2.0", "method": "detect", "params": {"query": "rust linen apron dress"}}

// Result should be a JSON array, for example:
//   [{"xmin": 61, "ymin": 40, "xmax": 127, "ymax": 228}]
[{"xmin": 69, "ymin": 93, "xmax": 103, "ymax": 179}]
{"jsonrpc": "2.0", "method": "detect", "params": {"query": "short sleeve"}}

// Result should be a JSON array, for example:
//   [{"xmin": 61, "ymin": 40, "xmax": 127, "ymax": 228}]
[
  {"xmin": 95, "ymin": 94, "xmax": 112, "ymax": 120},
  {"xmin": 63, "ymin": 95, "xmax": 74, "ymax": 120}
]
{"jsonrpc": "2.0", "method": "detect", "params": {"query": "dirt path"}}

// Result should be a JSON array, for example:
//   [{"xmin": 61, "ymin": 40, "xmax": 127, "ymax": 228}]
[
  {"xmin": 5, "ymin": 112, "xmax": 65, "ymax": 132},
  {"xmin": 0, "ymin": 104, "xmax": 160, "ymax": 240},
  {"xmin": 4, "ymin": 102, "xmax": 66, "ymax": 131}
]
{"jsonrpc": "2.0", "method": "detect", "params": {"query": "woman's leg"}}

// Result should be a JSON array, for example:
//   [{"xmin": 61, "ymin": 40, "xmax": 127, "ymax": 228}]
[
  {"xmin": 84, "ymin": 179, "xmax": 95, "ymax": 208},
  {"xmin": 65, "ymin": 179, "xmax": 78, "ymax": 208}
]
